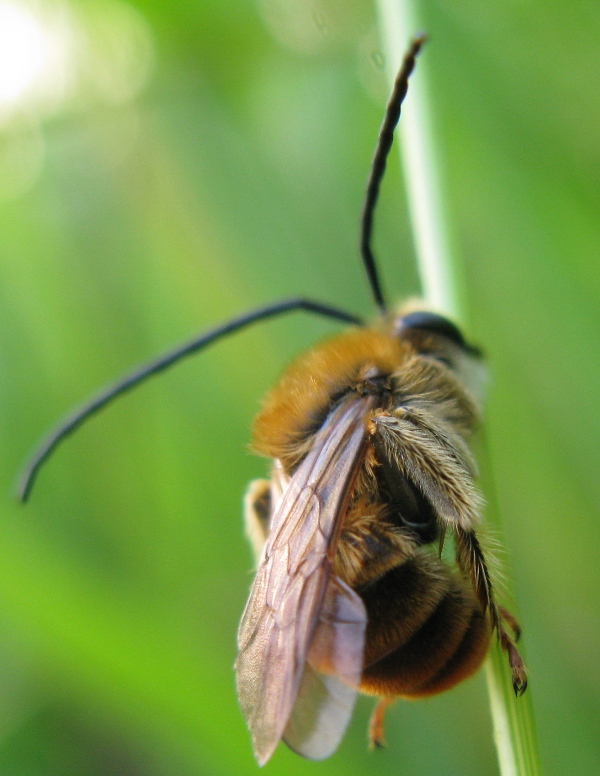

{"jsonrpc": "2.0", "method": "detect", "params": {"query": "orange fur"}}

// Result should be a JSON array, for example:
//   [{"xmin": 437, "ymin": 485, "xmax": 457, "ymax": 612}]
[
  {"xmin": 252, "ymin": 327, "xmax": 410, "ymax": 468},
  {"xmin": 244, "ymin": 309, "xmax": 526, "ymax": 738}
]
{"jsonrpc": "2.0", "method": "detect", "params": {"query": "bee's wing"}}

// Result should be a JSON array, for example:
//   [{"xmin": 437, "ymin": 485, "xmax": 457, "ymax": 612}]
[
  {"xmin": 283, "ymin": 576, "xmax": 366, "ymax": 760},
  {"xmin": 235, "ymin": 397, "xmax": 372, "ymax": 765}
]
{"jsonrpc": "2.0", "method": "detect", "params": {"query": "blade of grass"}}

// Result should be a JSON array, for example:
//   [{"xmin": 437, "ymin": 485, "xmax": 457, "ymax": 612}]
[
  {"xmin": 374, "ymin": 1, "xmax": 542, "ymax": 774},
  {"xmin": 375, "ymin": 0, "xmax": 466, "ymax": 321}
]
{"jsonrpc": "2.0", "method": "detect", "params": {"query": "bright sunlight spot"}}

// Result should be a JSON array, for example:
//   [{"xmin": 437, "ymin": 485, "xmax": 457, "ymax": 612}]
[
  {"xmin": 0, "ymin": 0, "xmax": 154, "ymax": 201},
  {"xmin": 0, "ymin": 0, "xmax": 155, "ymax": 118},
  {"xmin": 0, "ymin": 3, "xmax": 46, "ymax": 105}
]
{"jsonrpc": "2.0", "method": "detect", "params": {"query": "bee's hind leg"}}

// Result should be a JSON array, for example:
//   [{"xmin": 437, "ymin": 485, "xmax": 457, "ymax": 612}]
[
  {"xmin": 499, "ymin": 605, "xmax": 522, "ymax": 641},
  {"xmin": 454, "ymin": 527, "xmax": 527, "ymax": 696},
  {"xmin": 496, "ymin": 617, "xmax": 528, "ymax": 696},
  {"xmin": 368, "ymin": 697, "xmax": 396, "ymax": 750}
]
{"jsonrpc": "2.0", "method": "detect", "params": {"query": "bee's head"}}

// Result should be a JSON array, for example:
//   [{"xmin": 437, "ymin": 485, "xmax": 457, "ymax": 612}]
[
  {"xmin": 391, "ymin": 308, "xmax": 486, "ymax": 405},
  {"xmin": 393, "ymin": 309, "xmax": 482, "ymax": 359}
]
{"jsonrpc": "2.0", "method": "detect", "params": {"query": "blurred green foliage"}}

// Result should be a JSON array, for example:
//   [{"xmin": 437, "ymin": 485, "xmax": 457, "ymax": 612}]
[{"xmin": 0, "ymin": 0, "xmax": 599, "ymax": 774}]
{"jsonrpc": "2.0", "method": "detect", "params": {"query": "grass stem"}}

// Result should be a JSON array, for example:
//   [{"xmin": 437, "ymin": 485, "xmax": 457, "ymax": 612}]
[{"xmin": 374, "ymin": 1, "xmax": 542, "ymax": 773}]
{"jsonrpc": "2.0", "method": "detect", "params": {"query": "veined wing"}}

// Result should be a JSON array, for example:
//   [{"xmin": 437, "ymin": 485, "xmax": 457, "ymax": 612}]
[
  {"xmin": 283, "ymin": 576, "xmax": 366, "ymax": 760},
  {"xmin": 235, "ymin": 396, "xmax": 373, "ymax": 765}
]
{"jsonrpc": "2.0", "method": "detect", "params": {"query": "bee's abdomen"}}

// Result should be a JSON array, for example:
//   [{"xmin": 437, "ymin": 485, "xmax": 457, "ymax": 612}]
[{"xmin": 359, "ymin": 553, "xmax": 491, "ymax": 698}]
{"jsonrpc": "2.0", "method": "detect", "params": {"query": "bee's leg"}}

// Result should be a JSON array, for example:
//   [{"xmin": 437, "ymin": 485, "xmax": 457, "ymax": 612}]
[
  {"xmin": 368, "ymin": 697, "xmax": 396, "ymax": 750},
  {"xmin": 367, "ymin": 411, "xmax": 527, "ymax": 694},
  {"xmin": 499, "ymin": 605, "xmax": 522, "ymax": 641},
  {"xmin": 243, "ymin": 479, "xmax": 272, "ymax": 565},
  {"xmin": 454, "ymin": 527, "xmax": 527, "ymax": 696}
]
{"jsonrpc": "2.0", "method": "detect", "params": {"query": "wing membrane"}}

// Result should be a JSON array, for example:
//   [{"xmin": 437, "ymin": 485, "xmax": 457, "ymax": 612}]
[
  {"xmin": 236, "ymin": 397, "xmax": 373, "ymax": 765},
  {"xmin": 283, "ymin": 577, "xmax": 367, "ymax": 760}
]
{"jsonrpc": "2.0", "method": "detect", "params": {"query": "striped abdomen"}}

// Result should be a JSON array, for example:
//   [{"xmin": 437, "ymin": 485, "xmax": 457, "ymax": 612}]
[{"xmin": 358, "ymin": 552, "xmax": 491, "ymax": 698}]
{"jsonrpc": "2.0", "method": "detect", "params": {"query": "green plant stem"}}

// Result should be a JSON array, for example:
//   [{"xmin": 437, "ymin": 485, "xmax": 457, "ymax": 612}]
[
  {"xmin": 374, "ymin": 1, "xmax": 542, "ymax": 774},
  {"xmin": 375, "ymin": 0, "xmax": 465, "ymax": 321}
]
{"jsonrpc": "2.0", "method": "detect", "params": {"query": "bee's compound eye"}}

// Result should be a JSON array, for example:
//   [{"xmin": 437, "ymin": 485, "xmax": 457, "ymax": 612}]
[{"xmin": 397, "ymin": 311, "xmax": 466, "ymax": 348}]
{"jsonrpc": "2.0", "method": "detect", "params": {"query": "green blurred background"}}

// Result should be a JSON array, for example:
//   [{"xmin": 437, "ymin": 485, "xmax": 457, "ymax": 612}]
[{"xmin": 1, "ymin": 0, "xmax": 599, "ymax": 774}]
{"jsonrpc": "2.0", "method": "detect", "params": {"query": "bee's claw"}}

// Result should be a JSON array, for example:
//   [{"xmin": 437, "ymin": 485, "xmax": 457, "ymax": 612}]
[{"xmin": 512, "ymin": 668, "xmax": 528, "ymax": 697}]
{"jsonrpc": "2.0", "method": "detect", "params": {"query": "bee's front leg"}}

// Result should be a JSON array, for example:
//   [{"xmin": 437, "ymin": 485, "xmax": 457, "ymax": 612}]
[{"xmin": 243, "ymin": 479, "xmax": 272, "ymax": 566}]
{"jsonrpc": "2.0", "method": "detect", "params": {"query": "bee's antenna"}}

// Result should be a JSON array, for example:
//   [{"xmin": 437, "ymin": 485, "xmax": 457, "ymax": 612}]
[
  {"xmin": 18, "ymin": 298, "xmax": 363, "ymax": 502},
  {"xmin": 360, "ymin": 34, "xmax": 427, "ymax": 316}
]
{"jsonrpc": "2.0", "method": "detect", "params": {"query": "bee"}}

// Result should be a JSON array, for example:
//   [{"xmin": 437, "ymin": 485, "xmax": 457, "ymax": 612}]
[{"xmin": 19, "ymin": 36, "xmax": 526, "ymax": 765}]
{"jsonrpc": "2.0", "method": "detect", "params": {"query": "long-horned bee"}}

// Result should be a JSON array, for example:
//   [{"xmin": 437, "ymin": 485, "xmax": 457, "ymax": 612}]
[{"xmin": 19, "ymin": 37, "xmax": 526, "ymax": 765}]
